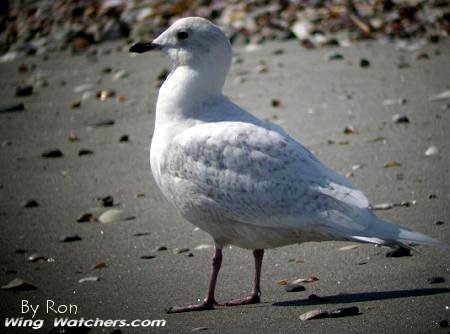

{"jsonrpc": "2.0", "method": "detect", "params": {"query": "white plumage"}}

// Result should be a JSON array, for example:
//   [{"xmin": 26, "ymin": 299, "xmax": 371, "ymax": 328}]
[{"xmin": 130, "ymin": 17, "xmax": 445, "ymax": 313}]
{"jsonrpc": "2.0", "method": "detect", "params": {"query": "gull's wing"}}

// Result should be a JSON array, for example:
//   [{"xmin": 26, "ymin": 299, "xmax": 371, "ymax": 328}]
[{"xmin": 163, "ymin": 121, "xmax": 372, "ymax": 236}]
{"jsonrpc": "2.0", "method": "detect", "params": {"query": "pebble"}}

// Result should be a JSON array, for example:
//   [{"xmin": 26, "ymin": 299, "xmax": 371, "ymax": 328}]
[
  {"xmin": 119, "ymin": 135, "xmax": 129, "ymax": 142},
  {"xmin": 78, "ymin": 276, "xmax": 99, "ymax": 283},
  {"xmin": 192, "ymin": 327, "xmax": 208, "ymax": 332},
  {"xmin": 392, "ymin": 113, "xmax": 409, "ymax": 123},
  {"xmin": 77, "ymin": 213, "xmax": 96, "ymax": 223},
  {"xmin": 88, "ymin": 119, "xmax": 115, "ymax": 127},
  {"xmin": 1, "ymin": 278, "xmax": 37, "ymax": 291},
  {"xmin": 98, "ymin": 209, "xmax": 135, "ymax": 224},
  {"xmin": 23, "ymin": 200, "xmax": 39, "ymax": 208},
  {"xmin": 329, "ymin": 306, "xmax": 360, "ymax": 318},
  {"xmin": 299, "ymin": 309, "xmax": 329, "ymax": 321},
  {"xmin": 343, "ymin": 125, "xmax": 358, "ymax": 135},
  {"xmin": 0, "ymin": 103, "xmax": 25, "ymax": 113},
  {"xmin": 385, "ymin": 247, "xmax": 411, "ymax": 258},
  {"xmin": 155, "ymin": 246, "xmax": 168, "ymax": 251},
  {"xmin": 327, "ymin": 52, "xmax": 344, "ymax": 61},
  {"xmin": 93, "ymin": 262, "xmax": 107, "ymax": 269},
  {"xmin": 42, "ymin": 149, "xmax": 63, "ymax": 158},
  {"xmin": 425, "ymin": 146, "xmax": 438, "ymax": 156},
  {"xmin": 383, "ymin": 160, "xmax": 401, "ymax": 168},
  {"xmin": 98, "ymin": 196, "xmax": 114, "ymax": 207},
  {"xmin": 78, "ymin": 149, "xmax": 94, "ymax": 156},
  {"xmin": 359, "ymin": 59, "xmax": 370, "ymax": 68},
  {"xmin": 427, "ymin": 276, "xmax": 445, "ymax": 284},
  {"xmin": 71, "ymin": 100, "xmax": 81, "ymax": 109},
  {"xmin": 140, "ymin": 255, "xmax": 156, "ymax": 259},
  {"xmin": 173, "ymin": 248, "xmax": 190, "ymax": 255},
  {"xmin": 27, "ymin": 253, "xmax": 47, "ymax": 263},
  {"xmin": 291, "ymin": 277, "xmax": 319, "ymax": 284},
  {"xmin": 338, "ymin": 245, "xmax": 360, "ymax": 251},
  {"xmin": 15, "ymin": 85, "xmax": 33, "ymax": 97},
  {"xmin": 73, "ymin": 84, "xmax": 94, "ymax": 94},
  {"xmin": 60, "ymin": 235, "xmax": 82, "ymax": 242},
  {"xmin": 113, "ymin": 70, "xmax": 128, "ymax": 80},
  {"xmin": 435, "ymin": 221, "xmax": 445, "ymax": 226},
  {"xmin": 284, "ymin": 283, "xmax": 306, "ymax": 292}
]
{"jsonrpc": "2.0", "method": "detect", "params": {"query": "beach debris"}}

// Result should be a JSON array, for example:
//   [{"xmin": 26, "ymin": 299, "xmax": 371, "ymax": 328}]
[
  {"xmin": 98, "ymin": 195, "xmax": 114, "ymax": 207},
  {"xmin": 435, "ymin": 221, "xmax": 445, "ymax": 226},
  {"xmin": 0, "ymin": 103, "xmax": 25, "ymax": 113},
  {"xmin": 359, "ymin": 59, "xmax": 370, "ymax": 68},
  {"xmin": 68, "ymin": 132, "xmax": 80, "ymax": 142},
  {"xmin": 291, "ymin": 277, "xmax": 319, "ymax": 284},
  {"xmin": 343, "ymin": 125, "xmax": 358, "ymax": 135},
  {"xmin": 23, "ymin": 200, "xmax": 39, "ymax": 208},
  {"xmin": 427, "ymin": 276, "xmax": 445, "ymax": 284},
  {"xmin": 60, "ymin": 235, "xmax": 82, "ymax": 242},
  {"xmin": 194, "ymin": 244, "xmax": 212, "ymax": 250},
  {"xmin": 113, "ymin": 70, "xmax": 128, "ymax": 80},
  {"xmin": 383, "ymin": 98, "xmax": 406, "ymax": 106},
  {"xmin": 429, "ymin": 89, "xmax": 450, "ymax": 101},
  {"xmin": 371, "ymin": 201, "xmax": 416, "ymax": 211},
  {"xmin": 383, "ymin": 160, "xmax": 401, "ymax": 168},
  {"xmin": 155, "ymin": 246, "xmax": 168, "ymax": 251},
  {"xmin": 98, "ymin": 209, "xmax": 135, "ymax": 224},
  {"xmin": 425, "ymin": 146, "xmax": 438, "ymax": 156},
  {"xmin": 77, "ymin": 213, "xmax": 96, "ymax": 223},
  {"xmin": 327, "ymin": 52, "xmax": 344, "ymax": 61},
  {"xmin": 338, "ymin": 245, "xmax": 360, "ymax": 251},
  {"xmin": 192, "ymin": 327, "xmax": 208, "ymax": 332},
  {"xmin": 173, "ymin": 247, "xmax": 190, "ymax": 255},
  {"xmin": 276, "ymin": 279, "xmax": 289, "ymax": 286},
  {"xmin": 133, "ymin": 232, "xmax": 150, "ymax": 237},
  {"xmin": 71, "ymin": 100, "xmax": 81, "ymax": 109},
  {"xmin": 78, "ymin": 149, "xmax": 94, "ymax": 156},
  {"xmin": 87, "ymin": 119, "xmax": 115, "ymax": 127},
  {"xmin": 140, "ymin": 255, "xmax": 156, "ymax": 259},
  {"xmin": 392, "ymin": 114, "xmax": 409, "ymax": 123},
  {"xmin": 271, "ymin": 99, "xmax": 281, "ymax": 108},
  {"xmin": 27, "ymin": 253, "xmax": 47, "ymax": 263},
  {"xmin": 93, "ymin": 262, "xmax": 107, "ymax": 269},
  {"xmin": 299, "ymin": 309, "xmax": 330, "ymax": 321},
  {"xmin": 73, "ymin": 84, "xmax": 94, "ymax": 94},
  {"xmin": 97, "ymin": 89, "xmax": 116, "ymax": 101},
  {"xmin": 15, "ymin": 85, "xmax": 33, "ymax": 97},
  {"xmin": 78, "ymin": 276, "xmax": 99, "ymax": 283},
  {"xmin": 1, "ymin": 278, "xmax": 36, "ymax": 291},
  {"xmin": 385, "ymin": 247, "xmax": 411, "ymax": 258},
  {"xmin": 119, "ymin": 135, "xmax": 129, "ymax": 142},
  {"xmin": 41, "ymin": 149, "xmax": 63, "ymax": 158}
]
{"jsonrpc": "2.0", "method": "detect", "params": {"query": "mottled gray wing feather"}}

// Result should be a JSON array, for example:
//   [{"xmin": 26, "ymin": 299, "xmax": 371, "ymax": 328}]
[{"xmin": 165, "ymin": 121, "xmax": 370, "ymax": 233}]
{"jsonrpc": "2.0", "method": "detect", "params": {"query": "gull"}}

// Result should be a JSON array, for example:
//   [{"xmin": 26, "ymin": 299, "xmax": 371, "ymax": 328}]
[{"xmin": 129, "ymin": 17, "xmax": 446, "ymax": 313}]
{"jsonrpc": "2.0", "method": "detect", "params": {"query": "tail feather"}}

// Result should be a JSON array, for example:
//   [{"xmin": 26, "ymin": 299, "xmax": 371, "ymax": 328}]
[{"xmin": 350, "ymin": 219, "xmax": 449, "ymax": 250}]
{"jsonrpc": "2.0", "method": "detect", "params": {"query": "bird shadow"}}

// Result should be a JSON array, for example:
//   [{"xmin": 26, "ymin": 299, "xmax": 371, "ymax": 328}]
[{"xmin": 273, "ymin": 287, "xmax": 450, "ymax": 307}]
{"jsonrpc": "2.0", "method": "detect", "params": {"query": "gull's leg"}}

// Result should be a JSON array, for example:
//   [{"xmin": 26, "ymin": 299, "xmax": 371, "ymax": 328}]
[
  {"xmin": 218, "ymin": 249, "xmax": 264, "ymax": 306},
  {"xmin": 167, "ymin": 247, "xmax": 222, "ymax": 313}
]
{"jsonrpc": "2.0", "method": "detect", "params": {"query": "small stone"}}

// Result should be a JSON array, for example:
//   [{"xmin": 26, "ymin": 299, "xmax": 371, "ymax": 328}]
[
  {"xmin": 173, "ymin": 248, "xmax": 190, "ymax": 254},
  {"xmin": 0, "ymin": 103, "xmax": 25, "ymax": 113},
  {"xmin": 60, "ymin": 235, "xmax": 82, "ymax": 242},
  {"xmin": 338, "ymin": 245, "xmax": 360, "ymax": 251},
  {"xmin": 140, "ymin": 255, "xmax": 156, "ymax": 259},
  {"xmin": 155, "ymin": 246, "xmax": 168, "ymax": 251},
  {"xmin": 97, "ymin": 89, "xmax": 116, "ymax": 101},
  {"xmin": 88, "ymin": 120, "xmax": 115, "ymax": 127},
  {"xmin": 98, "ymin": 196, "xmax": 114, "ymax": 207},
  {"xmin": 427, "ymin": 276, "xmax": 445, "ymax": 284},
  {"xmin": 385, "ymin": 247, "xmax": 411, "ymax": 258},
  {"xmin": 359, "ymin": 59, "xmax": 370, "ymax": 68},
  {"xmin": 113, "ymin": 70, "xmax": 128, "ymax": 80},
  {"xmin": 327, "ymin": 52, "xmax": 344, "ymax": 61},
  {"xmin": 78, "ymin": 276, "xmax": 99, "ymax": 283},
  {"xmin": 299, "ymin": 309, "xmax": 329, "ymax": 321},
  {"xmin": 425, "ymin": 146, "xmax": 438, "ymax": 156},
  {"xmin": 93, "ymin": 262, "xmax": 107, "ymax": 269},
  {"xmin": 273, "ymin": 49, "xmax": 284, "ymax": 55},
  {"xmin": 133, "ymin": 232, "xmax": 150, "ymax": 237},
  {"xmin": 42, "ymin": 149, "xmax": 63, "ymax": 158},
  {"xmin": 291, "ymin": 277, "xmax": 319, "ymax": 284},
  {"xmin": 77, "ymin": 213, "xmax": 96, "ymax": 223},
  {"xmin": 392, "ymin": 114, "xmax": 409, "ymax": 123},
  {"xmin": 276, "ymin": 279, "xmax": 289, "ymax": 285},
  {"xmin": 78, "ymin": 149, "xmax": 94, "ymax": 156},
  {"xmin": 71, "ymin": 100, "xmax": 81, "ymax": 109},
  {"xmin": 23, "ymin": 200, "xmax": 39, "ymax": 208},
  {"xmin": 255, "ymin": 63, "xmax": 268, "ymax": 74},
  {"xmin": 119, "ymin": 135, "xmax": 129, "ymax": 142},
  {"xmin": 371, "ymin": 203, "xmax": 393, "ymax": 210},
  {"xmin": 68, "ymin": 132, "xmax": 80, "ymax": 142},
  {"xmin": 15, "ymin": 85, "xmax": 33, "ymax": 97},
  {"xmin": 428, "ymin": 194, "xmax": 437, "ymax": 199},
  {"xmin": 1, "ymin": 278, "xmax": 37, "ymax": 291},
  {"xmin": 415, "ymin": 52, "xmax": 429, "ymax": 60},
  {"xmin": 435, "ymin": 221, "xmax": 445, "ymax": 226},
  {"xmin": 98, "ymin": 209, "xmax": 135, "ymax": 224},
  {"xmin": 117, "ymin": 95, "xmax": 127, "ymax": 103},
  {"xmin": 271, "ymin": 99, "xmax": 281, "ymax": 108},
  {"xmin": 383, "ymin": 160, "xmax": 401, "ymax": 168},
  {"xmin": 343, "ymin": 125, "xmax": 358, "ymax": 135},
  {"xmin": 192, "ymin": 327, "xmax": 208, "ymax": 332},
  {"xmin": 329, "ymin": 306, "xmax": 360, "ymax": 318},
  {"xmin": 27, "ymin": 253, "xmax": 47, "ymax": 263},
  {"xmin": 284, "ymin": 283, "xmax": 306, "ymax": 292}
]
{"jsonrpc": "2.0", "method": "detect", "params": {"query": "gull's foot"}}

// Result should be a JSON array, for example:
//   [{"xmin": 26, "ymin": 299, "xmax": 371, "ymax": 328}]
[
  {"xmin": 217, "ymin": 294, "xmax": 260, "ymax": 307},
  {"xmin": 166, "ymin": 301, "xmax": 215, "ymax": 314}
]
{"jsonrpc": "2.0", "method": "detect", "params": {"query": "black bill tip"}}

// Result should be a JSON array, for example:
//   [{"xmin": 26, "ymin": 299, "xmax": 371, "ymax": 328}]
[{"xmin": 129, "ymin": 42, "xmax": 161, "ymax": 54}]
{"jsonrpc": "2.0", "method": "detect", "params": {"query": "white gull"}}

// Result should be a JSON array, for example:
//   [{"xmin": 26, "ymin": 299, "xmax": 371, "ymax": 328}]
[{"xmin": 129, "ymin": 17, "xmax": 446, "ymax": 313}]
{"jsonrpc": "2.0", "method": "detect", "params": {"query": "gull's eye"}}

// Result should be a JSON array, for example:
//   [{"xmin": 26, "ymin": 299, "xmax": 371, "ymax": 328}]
[{"xmin": 177, "ymin": 31, "xmax": 189, "ymax": 40}]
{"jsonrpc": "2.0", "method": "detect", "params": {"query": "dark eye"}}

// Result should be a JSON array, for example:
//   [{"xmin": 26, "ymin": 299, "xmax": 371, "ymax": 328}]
[{"xmin": 177, "ymin": 31, "xmax": 189, "ymax": 40}]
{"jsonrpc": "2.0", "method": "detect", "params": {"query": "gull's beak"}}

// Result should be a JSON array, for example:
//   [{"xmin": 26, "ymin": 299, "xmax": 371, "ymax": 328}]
[{"xmin": 129, "ymin": 41, "xmax": 162, "ymax": 54}]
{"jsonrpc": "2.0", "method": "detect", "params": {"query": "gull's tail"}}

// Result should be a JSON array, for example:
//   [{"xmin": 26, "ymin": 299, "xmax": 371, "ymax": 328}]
[{"xmin": 349, "ymin": 218, "xmax": 448, "ymax": 250}]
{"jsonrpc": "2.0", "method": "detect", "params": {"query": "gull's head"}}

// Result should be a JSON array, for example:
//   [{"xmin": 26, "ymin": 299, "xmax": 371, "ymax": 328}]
[{"xmin": 129, "ymin": 17, "xmax": 232, "ymax": 70}]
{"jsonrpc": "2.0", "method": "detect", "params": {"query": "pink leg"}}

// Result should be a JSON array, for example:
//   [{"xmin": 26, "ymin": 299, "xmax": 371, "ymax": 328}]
[
  {"xmin": 218, "ymin": 249, "xmax": 264, "ymax": 306},
  {"xmin": 166, "ymin": 247, "xmax": 222, "ymax": 313}
]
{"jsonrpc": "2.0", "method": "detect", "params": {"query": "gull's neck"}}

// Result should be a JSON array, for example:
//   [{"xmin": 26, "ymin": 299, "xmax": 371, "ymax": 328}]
[{"xmin": 155, "ymin": 64, "xmax": 227, "ymax": 125}]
